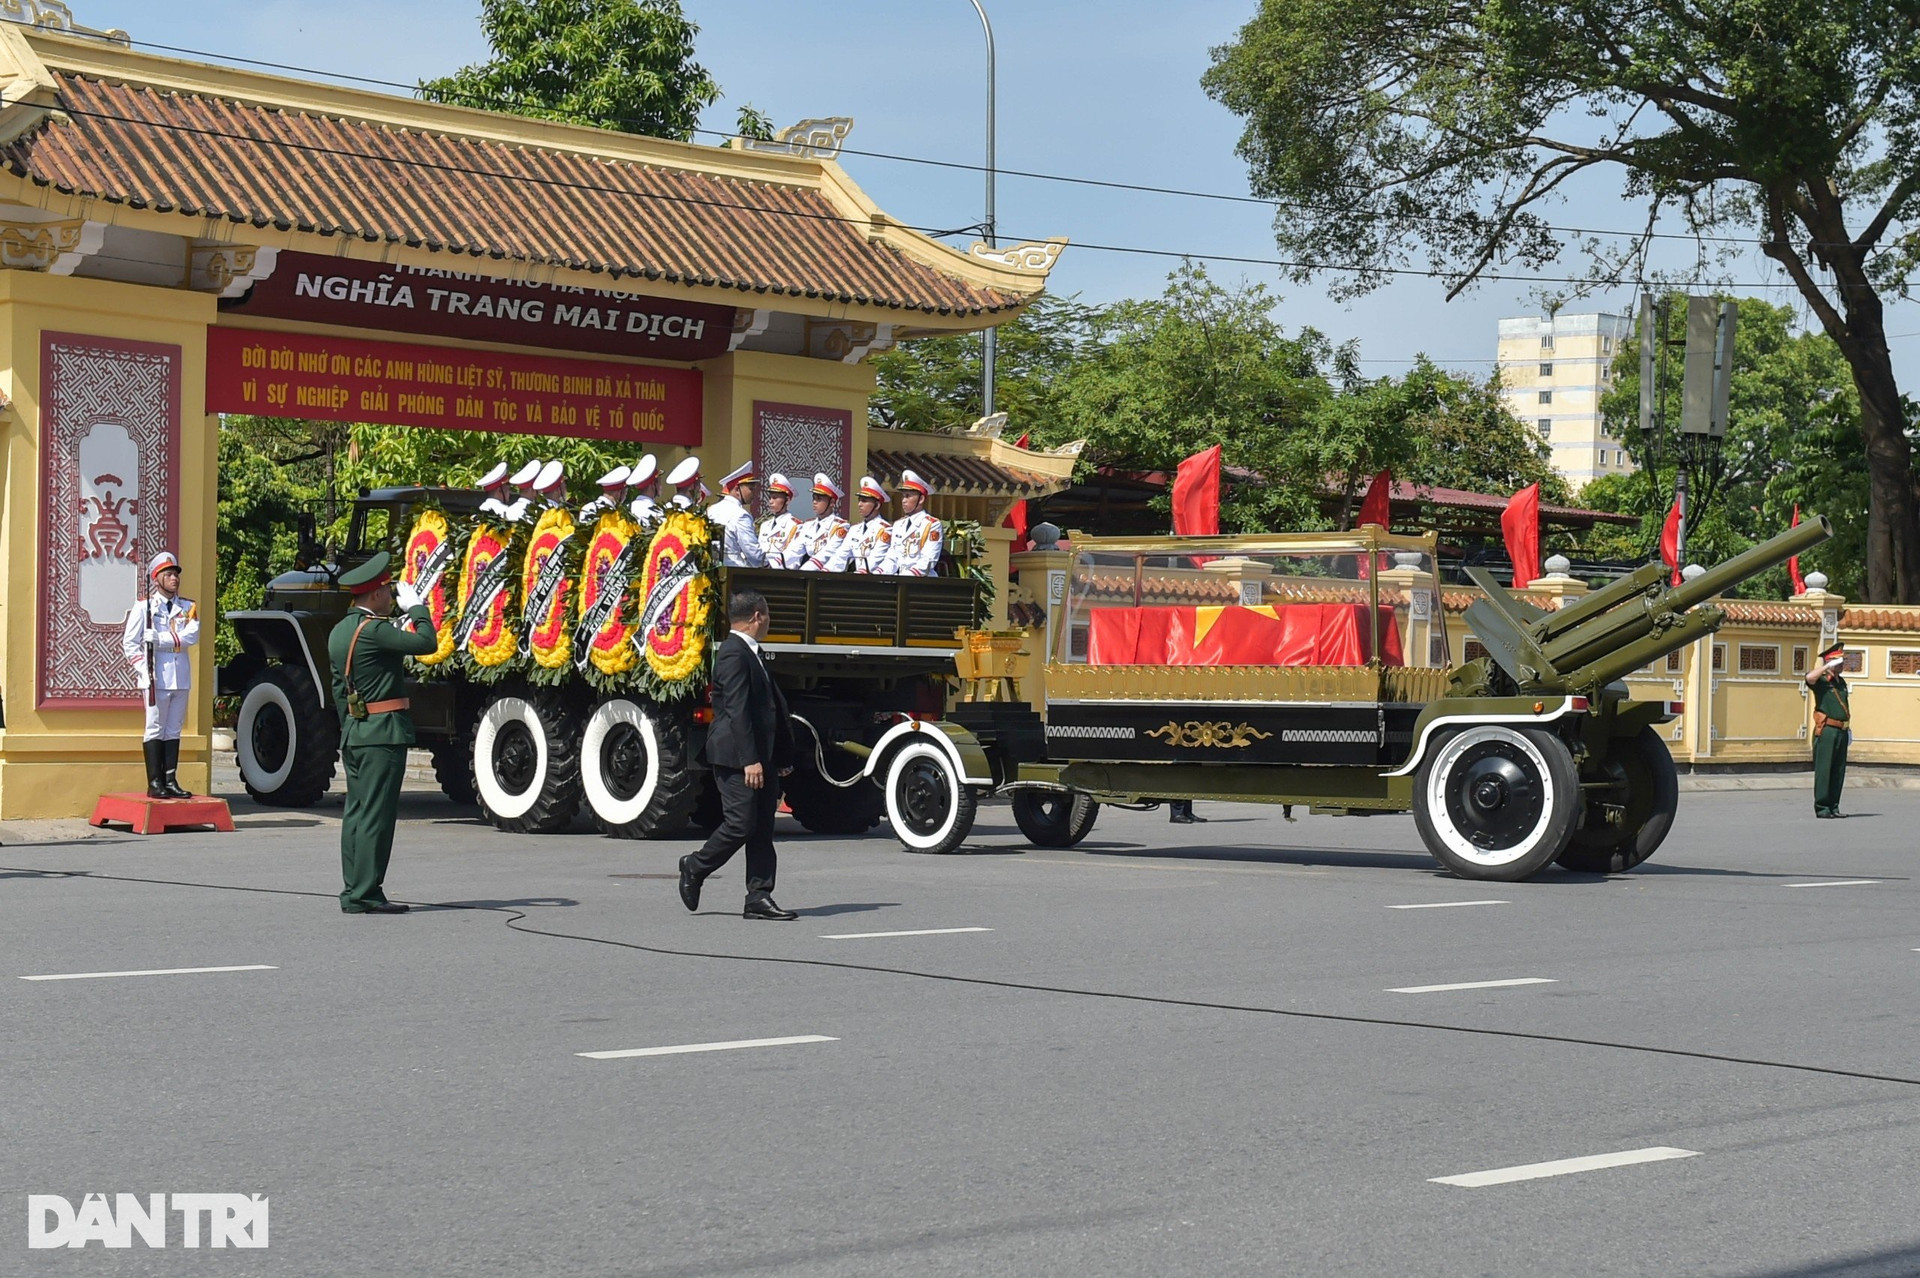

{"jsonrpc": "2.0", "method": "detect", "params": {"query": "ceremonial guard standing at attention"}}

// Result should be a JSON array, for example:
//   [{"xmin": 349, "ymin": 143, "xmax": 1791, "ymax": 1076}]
[
  {"xmin": 843, "ymin": 476, "xmax": 893, "ymax": 574},
  {"xmin": 793, "ymin": 474, "xmax": 852, "ymax": 571},
  {"xmin": 627, "ymin": 454, "xmax": 662, "ymax": 525},
  {"xmin": 503, "ymin": 458, "xmax": 543, "ymax": 522},
  {"xmin": 665, "ymin": 456, "xmax": 702, "ymax": 509},
  {"xmin": 579, "ymin": 464, "xmax": 630, "ymax": 521},
  {"xmin": 712, "ymin": 461, "xmax": 767, "ymax": 567},
  {"xmin": 475, "ymin": 461, "xmax": 513, "ymax": 519},
  {"xmin": 758, "ymin": 473, "xmax": 801, "ymax": 568},
  {"xmin": 879, "ymin": 469, "xmax": 944, "ymax": 576},
  {"xmin": 531, "ymin": 460, "xmax": 569, "ymax": 510},
  {"xmin": 1807, "ymin": 639, "xmax": 1852, "ymax": 818},
  {"xmin": 328, "ymin": 552, "xmax": 437, "ymax": 914},
  {"xmin": 121, "ymin": 550, "xmax": 199, "ymax": 799}
]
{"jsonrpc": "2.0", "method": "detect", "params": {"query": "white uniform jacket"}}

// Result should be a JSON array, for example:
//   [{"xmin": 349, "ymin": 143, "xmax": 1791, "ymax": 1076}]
[
  {"xmin": 628, "ymin": 495, "xmax": 662, "ymax": 526},
  {"xmin": 793, "ymin": 515, "xmax": 851, "ymax": 571},
  {"xmin": 121, "ymin": 592, "xmax": 200, "ymax": 690},
  {"xmin": 708, "ymin": 497, "xmax": 766, "ymax": 568},
  {"xmin": 880, "ymin": 510, "xmax": 944, "ymax": 576},
  {"xmin": 842, "ymin": 517, "xmax": 892, "ymax": 574},
  {"xmin": 758, "ymin": 512, "xmax": 801, "ymax": 568}
]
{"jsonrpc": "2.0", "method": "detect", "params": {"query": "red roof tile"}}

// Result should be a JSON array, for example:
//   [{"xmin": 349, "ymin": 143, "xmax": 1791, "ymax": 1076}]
[
  {"xmin": 867, "ymin": 448, "xmax": 1058, "ymax": 497},
  {"xmin": 7, "ymin": 73, "xmax": 1023, "ymax": 316},
  {"xmin": 1842, "ymin": 607, "xmax": 1920, "ymax": 632}
]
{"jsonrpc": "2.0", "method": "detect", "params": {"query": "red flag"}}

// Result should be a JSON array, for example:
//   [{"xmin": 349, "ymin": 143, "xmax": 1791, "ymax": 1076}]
[
  {"xmin": 1355, "ymin": 469, "xmax": 1392, "ymax": 528},
  {"xmin": 1659, "ymin": 498, "xmax": 1682, "ymax": 586},
  {"xmin": 1788, "ymin": 505, "xmax": 1805, "ymax": 595},
  {"xmin": 1172, "ymin": 445, "xmax": 1222, "ymax": 536},
  {"xmin": 1002, "ymin": 432, "xmax": 1032, "ymax": 547},
  {"xmin": 1502, "ymin": 483, "xmax": 1541, "ymax": 590}
]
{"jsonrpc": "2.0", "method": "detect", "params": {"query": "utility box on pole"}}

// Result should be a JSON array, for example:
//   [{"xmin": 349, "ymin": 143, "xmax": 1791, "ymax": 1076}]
[{"xmin": 1681, "ymin": 297, "xmax": 1736, "ymax": 437}]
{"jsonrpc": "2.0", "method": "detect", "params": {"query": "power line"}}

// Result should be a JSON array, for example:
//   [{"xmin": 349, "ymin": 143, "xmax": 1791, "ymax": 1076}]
[{"xmin": 39, "ymin": 99, "xmax": 1817, "ymax": 293}]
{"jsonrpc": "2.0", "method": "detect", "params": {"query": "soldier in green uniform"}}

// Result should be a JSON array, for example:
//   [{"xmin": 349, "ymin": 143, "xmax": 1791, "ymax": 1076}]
[
  {"xmin": 328, "ymin": 552, "xmax": 437, "ymax": 912},
  {"xmin": 1806, "ymin": 639, "xmax": 1852, "ymax": 819}
]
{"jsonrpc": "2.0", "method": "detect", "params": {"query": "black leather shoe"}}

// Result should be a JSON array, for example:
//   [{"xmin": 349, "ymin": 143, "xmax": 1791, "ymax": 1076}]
[
  {"xmin": 363, "ymin": 901, "xmax": 410, "ymax": 914},
  {"xmin": 742, "ymin": 895, "xmax": 797, "ymax": 921},
  {"xmin": 678, "ymin": 855, "xmax": 703, "ymax": 912}
]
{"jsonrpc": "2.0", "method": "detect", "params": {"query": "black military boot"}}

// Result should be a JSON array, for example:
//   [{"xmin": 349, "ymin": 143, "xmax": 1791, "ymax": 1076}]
[
  {"xmin": 144, "ymin": 740, "xmax": 170, "ymax": 799},
  {"xmin": 161, "ymin": 739, "xmax": 192, "ymax": 798}
]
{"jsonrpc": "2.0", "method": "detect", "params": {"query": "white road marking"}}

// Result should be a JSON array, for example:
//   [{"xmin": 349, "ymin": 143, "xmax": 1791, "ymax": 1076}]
[
  {"xmin": 19, "ymin": 964, "xmax": 277, "ymax": 982},
  {"xmin": 820, "ymin": 927, "xmax": 993, "ymax": 940},
  {"xmin": 1388, "ymin": 977, "xmax": 1557, "ymax": 994},
  {"xmin": 1387, "ymin": 900, "xmax": 1511, "ymax": 910},
  {"xmin": 1431, "ymin": 1146, "xmax": 1699, "ymax": 1188},
  {"xmin": 578, "ymin": 1035, "xmax": 837, "ymax": 1060},
  {"xmin": 1782, "ymin": 880, "xmax": 1881, "ymax": 888}
]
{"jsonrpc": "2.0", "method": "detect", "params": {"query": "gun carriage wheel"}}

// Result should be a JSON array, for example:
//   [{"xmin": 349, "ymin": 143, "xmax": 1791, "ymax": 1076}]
[
  {"xmin": 580, "ymin": 697, "xmax": 699, "ymax": 838},
  {"xmin": 883, "ymin": 739, "xmax": 979, "ymax": 855},
  {"xmin": 471, "ymin": 687, "xmax": 583, "ymax": 834},
  {"xmin": 1413, "ymin": 725, "xmax": 1581, "ymax": 881},
  {"xmin": 1011, "ymin": 790, "xmax": 1100, "ymax": 848},
  {"xmin": 234, "ymin": 665, "xmax": 337, "ymax": 807},
  {"xmin": 1556, "ymin": 726, "xmax": 1679, "ymax": 874}
]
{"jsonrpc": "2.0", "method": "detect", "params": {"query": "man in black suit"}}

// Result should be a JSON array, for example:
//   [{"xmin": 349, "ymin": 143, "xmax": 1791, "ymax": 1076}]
[{"xmin": 680, "ymin": 589, "xmax": 798, "ymax": 920}]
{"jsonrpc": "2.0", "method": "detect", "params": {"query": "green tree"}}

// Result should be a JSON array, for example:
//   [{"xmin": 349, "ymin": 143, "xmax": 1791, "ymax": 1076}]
[
  {"xmin": 869, "ymin": 293, "xmax": 1101, "ymax": 435},
  {"xmin": 1204, "ymin": 1, "xmax": 1920, "ymax": 602},
  {"xmin": 420, "ymin": 0, "xmax": 719, "ymax": 139}
]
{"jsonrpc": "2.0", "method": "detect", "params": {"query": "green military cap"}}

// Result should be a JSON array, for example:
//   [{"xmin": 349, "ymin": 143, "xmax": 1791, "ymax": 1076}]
[{"xmin": 339, "ymin": 551, "xmax": 394, "ymax": 596}]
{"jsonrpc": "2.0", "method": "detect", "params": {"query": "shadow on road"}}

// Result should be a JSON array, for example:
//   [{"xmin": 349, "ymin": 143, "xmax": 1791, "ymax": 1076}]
[
  {"xmin": 794, "ymin": 901, "xmax": 900, "ymax": 917},
  {"xmin": 1721, "ymin": 1240, "xmax": 1920, "ymax": 1277},
  {"xmin": 412, "ymin": 897, "xmax": 580, "ymax": 911}
]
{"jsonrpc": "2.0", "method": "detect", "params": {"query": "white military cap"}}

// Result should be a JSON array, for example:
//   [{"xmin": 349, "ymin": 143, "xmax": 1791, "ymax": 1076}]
[
  {"xmin": 665, "ymin": 455, "xmax": 702, "ymax": 489},
  {"xmin": 596, "ymin": 464, "xmax": 631, "ymax": 490},
  {"xmin": 811, "ymin": 472, "xmax": 843, "ymax": 502},
  {"xmin": 766, "ymin": 472, "xmax": 795, "ymax": 498},
  {"xmin": 534, "ymin": 459, "xmax": 566, "ymax": 492},
  {"xmin": 629, "ymin": 454, "xmax": 659, "ymax": 487},
  {"xmin": 719, "ymin": 460, "xmax": 756, "ymax": 491},
  {"xmin": 857, "ymin": 475, "xmax": 887, "ymax": 502},
  {"xmin": 477, "ymin": 461, "xmax": 511, "ymax": 490},
  {"xmin": 149, "ymin": 549, "xmax": 182, "ymax": 578},
  {"xmin": 898, "ymin": 468, "xmax": 931, "ymax": 496},
  {"xmin": 509, "ymin": 459, "xmax": 544, "ymax": 487}
]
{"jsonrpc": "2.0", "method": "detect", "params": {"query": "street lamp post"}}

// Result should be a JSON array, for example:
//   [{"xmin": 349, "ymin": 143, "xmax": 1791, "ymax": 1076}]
[{"xmin": 968, "ymin": 0, "xmax": 996, "ymax": 419}]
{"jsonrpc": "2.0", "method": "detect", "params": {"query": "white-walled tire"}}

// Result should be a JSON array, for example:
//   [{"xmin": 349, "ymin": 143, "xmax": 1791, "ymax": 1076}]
[
  {"xmin": 580, "ymin": 697, "xmax": 698, "ymax": 839},
  {"xmin": 235, "ymin": 665, "xmax": 336, "ymax": 807},
  {"xmin": 472, "ymin": 690, "xmax": 582, "ymax": 834},
  {"xmin": 1413, "ymin": 725, "xmax": 1579, "ymax": 881},
  {"xmin": 883, "ymin": 739, "xmax": 979, "ymax": 854}
]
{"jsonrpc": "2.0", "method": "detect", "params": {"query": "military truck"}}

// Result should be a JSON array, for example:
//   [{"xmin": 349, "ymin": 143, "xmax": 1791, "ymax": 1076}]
[
  {"xmin": 220, "ymin": 486, "xmax": 979, "ymax": 840},
  {"xmin": 870, "ymin": 518, "xmax": 1830, "ymax": 880}
]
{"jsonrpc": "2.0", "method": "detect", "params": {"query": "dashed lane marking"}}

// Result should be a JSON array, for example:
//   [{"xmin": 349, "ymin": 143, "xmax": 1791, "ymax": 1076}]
[
  {"xmin": 578, "ymin": 1035, "xmax": 837, "ymax": 1060},
  {"xmin": 1388, "ymin": 977, "xmax": 1557, "ymax": 994},
  {"xmin": 820, "ymin": 927, "xmax": 993, "ymax": 940},
  {"xmin": 1387, "ymin": 900, "xmax": 1511, "ymax": 910},
  {"xmin": 1782, "ymin": 880, "xmax": 1882, "ymax": 888},
  {"xmin": 19, "ymin": 964, "xmax": 277, "ymax": 982},
  {"xmin": 1430, "ymin": 1146, "xmax": 1699, "ymax": 1188}
]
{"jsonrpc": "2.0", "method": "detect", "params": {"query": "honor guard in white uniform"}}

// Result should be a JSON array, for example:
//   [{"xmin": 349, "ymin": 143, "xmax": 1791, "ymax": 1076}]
[
  {"xmin": 666, "ymin": 456, "xmax": 702, "ymax": 510},
  {"xmin": 476, "ymin": 461, "xmax": 513, "ymax": 519},
  {"xmin": 627, "ymin": 454, "xmax": 662, "ymax": 525},
  {"xmin": 880, "ymin": 469, "xmax": 943, "ymax": 576},
  {"xmin": 713, "ymin": 461, "xmax": 767, "ymax": 567},
  {"xmin": 579, "ymin": 464, "xmax": 630, "ymax": 521},
  {"xmin": 793, "ymin": 474, "xmax": 852, "ymax": 571},
  {"xmin": 532, "ymin": 459, "xmax": 568, "ymax": 510},
  {"xmin": 121, "ymin": 550, "xmax": 200, "ymax": 798},
  {"xmin": 758, "ymin": 474, "xmax": 801, "ymax": 568},
  {"xmin": 843, "ymin": 476, "xmax": 893, "ymax": 574},
  {"xmin": 503, "ymin": 458, "xmax": 543, "ymax": 523}
]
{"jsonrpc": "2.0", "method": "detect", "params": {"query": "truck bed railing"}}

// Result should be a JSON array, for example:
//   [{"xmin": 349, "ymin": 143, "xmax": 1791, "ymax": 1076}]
[{"xmin": 723, "ymin": 568, "xmax": 979, "ymax": 650}]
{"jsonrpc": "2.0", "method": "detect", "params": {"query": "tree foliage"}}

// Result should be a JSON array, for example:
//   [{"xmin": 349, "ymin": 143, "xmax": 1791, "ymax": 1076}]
[
  {"xmin": 419, "ymin": 0, "xmax": 719, "ymax": 139},
  {"xmin": 1204, "ymin": 0, "xmax": 1920, "ymax": 601},
  {"xmin": 869, "ymin": 293, "xmax": 1101, "ymax": 435}
]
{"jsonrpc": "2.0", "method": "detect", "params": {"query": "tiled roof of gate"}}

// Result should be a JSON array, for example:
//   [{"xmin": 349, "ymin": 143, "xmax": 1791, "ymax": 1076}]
[
  {"xmin": 867, "ymin": 448, "xmax": 1059, "ymax": 498},
  {"xmin": 1842, "ymin": 607, "xmax": 1920, "ymax": 632},
  {"xmin": 5, "ymin": 72, "xmax": 1026, "ymax": 316}
]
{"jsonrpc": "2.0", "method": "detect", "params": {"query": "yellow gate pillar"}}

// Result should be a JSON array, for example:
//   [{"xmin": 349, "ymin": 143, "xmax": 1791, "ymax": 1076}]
[{"xmin": 0, "ymin": 272, "xmax": 215, "ymax": 818}]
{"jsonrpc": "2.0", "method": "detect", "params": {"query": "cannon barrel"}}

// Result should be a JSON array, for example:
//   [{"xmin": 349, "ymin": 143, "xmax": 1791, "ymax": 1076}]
[{"xmin": 1666, "ymin": 515, "xmax": 1832, "ymax": 613}]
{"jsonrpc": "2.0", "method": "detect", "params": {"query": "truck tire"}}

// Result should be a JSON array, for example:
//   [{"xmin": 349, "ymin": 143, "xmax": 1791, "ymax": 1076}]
[
  {"xmin": 782, "ymin": 766, "xmax": 885, "ymax": 835},
  {"xmin": 1011, "ymin": 790, "xmax": 1099, "ymax": 847},
  {"xmin": 1557, "ymin": 727, "xmax": 1679, "ymax": 874},
  {"xmin": 430, "ymin": 735, "xmax": 478, "ymax": 807},
  {"xmin": 883, "ymin": 739, "xmax": 978, "ymax": 855},
  {"xmin": 1414, "ymin": 725, "xmax": 1579, "ymax": 881},
  {"xmin": 471, "ymin": 689, "xmax": 582, "ymax": 834},
  {"xmin": 235, "ymin": 665, "xmax": 337, "ymax": 807},
  {"xmin": 580, "ymin": 697, "xmax": 699, "ymax": 839}
]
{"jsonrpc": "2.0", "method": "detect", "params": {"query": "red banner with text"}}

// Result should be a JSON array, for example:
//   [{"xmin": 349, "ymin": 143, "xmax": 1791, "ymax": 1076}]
[{"xmin": 206, "ymin": 328, "xmax": 702, "ymax": 445}]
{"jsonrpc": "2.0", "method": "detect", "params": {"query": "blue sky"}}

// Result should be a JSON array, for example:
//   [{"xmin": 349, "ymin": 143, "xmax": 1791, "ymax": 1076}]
[{"xmin": 73, "ymin": 0, "xmax": 1920, "ymax": 387}]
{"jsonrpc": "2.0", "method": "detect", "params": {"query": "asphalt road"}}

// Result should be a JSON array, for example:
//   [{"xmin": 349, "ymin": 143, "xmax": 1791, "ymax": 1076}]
[{"xmin": 4, "ymin": 778, "xmax": 1918, "ymax": 1276}]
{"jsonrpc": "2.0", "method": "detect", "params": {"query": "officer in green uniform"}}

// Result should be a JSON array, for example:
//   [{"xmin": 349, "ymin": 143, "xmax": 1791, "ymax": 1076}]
[
  {"xmin": 328, "ymin": 552, "xmax": 437, "ymax": 912},
  {"xmin": 1806, "ymin": 638, "xmax": 1852, "ymax": 819}
]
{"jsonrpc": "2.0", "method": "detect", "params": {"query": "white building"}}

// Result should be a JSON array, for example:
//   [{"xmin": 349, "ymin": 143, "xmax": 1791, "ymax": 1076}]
[{"xmin": 1495, "ymin": 312, "xmax": 1633, "ymax": 490}]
